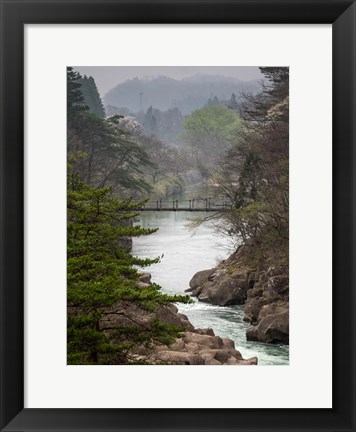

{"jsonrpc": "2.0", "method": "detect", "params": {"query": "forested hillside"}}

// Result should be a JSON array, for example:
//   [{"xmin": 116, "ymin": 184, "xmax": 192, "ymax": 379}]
[{"xmin": 104, "ymin": 74, "xmax": 260, "ymax": 114}]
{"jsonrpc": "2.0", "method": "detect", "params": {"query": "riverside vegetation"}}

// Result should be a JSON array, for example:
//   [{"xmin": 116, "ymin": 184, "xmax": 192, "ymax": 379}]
[
  {"xmin": 187, "ymin": 68, "xmax": 289, "ymax": 344},
  {"xmin": 67, "ymin": 66, "xmax": 288, "ymax": 364}
]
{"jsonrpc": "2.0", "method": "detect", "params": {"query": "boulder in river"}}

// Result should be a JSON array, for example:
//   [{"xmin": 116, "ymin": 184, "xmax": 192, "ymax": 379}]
[
  {"xmin": 244, "ymin": 267, "xmax": 289, "ymax": 344},
  {"xmin": 186, "ymin": 265, "xmax": 251, "ymax": 306},
  {"xmin": 246, "ymin": 306, "xmax": 289, "ymax": 344},
  {"xmin": 187, "ymin": 251, "xmax": 289, "ymax": 345}
]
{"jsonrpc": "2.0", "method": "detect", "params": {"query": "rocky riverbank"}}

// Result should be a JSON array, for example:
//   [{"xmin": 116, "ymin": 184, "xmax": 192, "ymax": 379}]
[
  {"xmin": 99, "ymin": 273, "xmax": 258, "ymax": 365},
  {"xmin": 186, "ymin": 248, "xmax": 289, "ymax": 345}
]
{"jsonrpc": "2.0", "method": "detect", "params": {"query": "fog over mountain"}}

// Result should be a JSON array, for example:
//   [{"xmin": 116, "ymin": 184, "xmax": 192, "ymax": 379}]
[{"xmin": 103, "ymin": 74, "xmax": 261, "ymax": 115}]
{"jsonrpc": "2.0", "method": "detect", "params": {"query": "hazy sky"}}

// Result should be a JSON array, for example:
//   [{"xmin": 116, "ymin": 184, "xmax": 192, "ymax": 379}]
[{"xmin": 74, "ymin": 66, "xmax": 263, "ymax": 98}]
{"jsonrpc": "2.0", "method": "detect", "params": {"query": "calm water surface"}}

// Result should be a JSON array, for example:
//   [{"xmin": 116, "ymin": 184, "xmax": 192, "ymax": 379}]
[{"xmin": 133, "ymin": 211, "xmax": 289, "ymax": 365}]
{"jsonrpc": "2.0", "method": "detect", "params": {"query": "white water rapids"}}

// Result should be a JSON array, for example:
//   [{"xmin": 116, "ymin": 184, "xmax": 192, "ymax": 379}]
[{"xmin": 133, "ymin": 211, "xmax": 289, "ymax": 365}]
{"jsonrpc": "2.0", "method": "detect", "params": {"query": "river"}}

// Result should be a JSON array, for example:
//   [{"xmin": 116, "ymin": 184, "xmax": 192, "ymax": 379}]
[{"xmin": 133, "ymin": 211, "xmax": 289, "ymax": 365}]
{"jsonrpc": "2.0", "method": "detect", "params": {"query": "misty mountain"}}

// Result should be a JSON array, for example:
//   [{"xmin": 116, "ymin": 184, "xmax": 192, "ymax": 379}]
[{"xmin": 103, "ymin": 75, "xmax": 261, "ymax": 115}]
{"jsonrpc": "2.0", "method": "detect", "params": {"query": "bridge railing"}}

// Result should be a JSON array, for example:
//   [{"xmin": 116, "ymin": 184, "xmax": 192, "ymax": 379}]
[{"xmin": 139, "ymin": 197, "xmax": 231, "ymax": 211}]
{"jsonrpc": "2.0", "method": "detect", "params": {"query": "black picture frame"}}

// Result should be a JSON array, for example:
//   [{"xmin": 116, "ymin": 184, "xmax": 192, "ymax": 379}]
[{"xmin": 1, "ymin": 0, "xmax": 355, "ymax": 431}]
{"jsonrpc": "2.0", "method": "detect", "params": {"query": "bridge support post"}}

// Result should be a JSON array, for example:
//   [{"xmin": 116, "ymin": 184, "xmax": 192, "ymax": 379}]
[
  {"xmin": 189, "ymin": 199, "xmax": 191, "ymax": 210},
  {"xmin": 172, "ymin": 200, "xmax": 175, "ymax": 211},
  {"xmin": 159, "ymin": 199, "xmax": 162, "ymax": 209},
  {"xmin": 176, "ymin": 200, "xmax": 178, "ymax": 210},
  {"xmin": 192, "ymin": 198, "xmax": 195, "ymax": 209}
]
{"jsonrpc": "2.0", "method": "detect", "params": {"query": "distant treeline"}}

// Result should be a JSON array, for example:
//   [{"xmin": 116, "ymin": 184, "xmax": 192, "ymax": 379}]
[{"xmin": 104, "ymin": 74, "xmax": 261, "ymax": 114}]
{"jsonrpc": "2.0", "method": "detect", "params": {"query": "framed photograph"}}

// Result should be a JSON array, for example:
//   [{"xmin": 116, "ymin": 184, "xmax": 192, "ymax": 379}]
[{"xmin": 0, "ymin": 0, "xmax": 355, "ymax": 431}]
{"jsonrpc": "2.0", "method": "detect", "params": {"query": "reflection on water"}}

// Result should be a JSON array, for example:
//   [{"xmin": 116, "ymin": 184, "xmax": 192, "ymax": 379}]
[{"xmin": 133, "ymin": 211, "xmax": 289, "ymax": 365}]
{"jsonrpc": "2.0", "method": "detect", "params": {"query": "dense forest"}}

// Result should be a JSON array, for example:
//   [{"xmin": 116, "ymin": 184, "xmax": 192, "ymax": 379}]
[{"xmin": 67, "ymin": 66, "xmax": 289, "ymax": 365}]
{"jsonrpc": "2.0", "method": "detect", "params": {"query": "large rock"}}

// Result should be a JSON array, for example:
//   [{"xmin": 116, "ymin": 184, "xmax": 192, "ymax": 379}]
[
  {"xmin": 187, "ymin": 266, "xmax": 251, "ymax": 306},
  {"xmin": 188, "ymin": 268, "xmax": 215, "ymax": 291},
  {"xmin": 138, "ymin": 272, "xmax": 152, "ymax": 284},
  {"xmin": 99, "ymin": 301, "xmax": 153, "ymax": 330},
  {"xmin": 246, "ymin": 309, "xmax": 289, "ymax": 344},
  {"xmin": 243, "ymin": 295, "xmax": 273, "ymax": 324},
  {"xmin": 98, "ymin": 298, "xmax": 257, "ymax": 365},
  {"xmin": 244, "ymin": 266, "xmax": 289, "ymax": 344},
  {"xmin": 183, "ymin": 331, "xmax": 224, "ymax": 349},
  {"xmin": 154, "ymin": 351, "xmax": 202, "ymax": 365},
  {"xmin": 147, "ymin": 332, "xmax": 258, "ymax": 365},
  {"xmin": 99, "ymin": 301, "xmax": 192, "ymax": 331},
  {"xmin": 187, "ymin": 250, "xmax": 289, "ymax": 345},
  {"xmin": 157, "ymin": 304, "xmax": 194, "ymax": 330}
]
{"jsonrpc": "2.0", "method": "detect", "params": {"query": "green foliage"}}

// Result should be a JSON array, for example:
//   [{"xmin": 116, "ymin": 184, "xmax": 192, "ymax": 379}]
[
  {"xmin": 67, "ymin": 67, "xmax": 88, "ymax": 115},
  {"xmin": 149, "ymin": 318, "xmax": 185, "ymax": 345},
  {"xmin": 150, "ymin": 173, "xmax": 185, "ymax": 199},
  {"xmin": 67, "ymin": 69, "xmax": 105, "ymax": 118},
  {"xmin": 182, "ymin": 105, "xmax": 243, "ymax": 178},
  {"xmin": 183, "ymin": 105, "xmax": 241, "ymax": 148},
  {"xmin": 78, "ymin": 75, "xmax": 106, "ymax": 117},
  {"xmin": 67, "ymin": 174, "xmax": 191, "ymax": 365}
]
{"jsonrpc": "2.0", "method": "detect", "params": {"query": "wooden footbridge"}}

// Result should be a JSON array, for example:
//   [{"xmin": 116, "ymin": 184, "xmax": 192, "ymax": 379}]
[{"xmin": 139, "ymin": 198, "xmax": 230, "ymax": 212}]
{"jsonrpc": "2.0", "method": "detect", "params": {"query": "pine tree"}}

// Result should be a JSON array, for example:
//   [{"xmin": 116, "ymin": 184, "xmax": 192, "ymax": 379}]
[
  {"xmin": 67, "ymin": 174, "xmax": 191, "ymax": 364},
  {"xmin": 212, "ymin": 96, "xmax": 219, "ymax": 105},
  {"xmin": 67, "ymin": 67, "xmax": 88, "ymax": 114},
  {"xmin": 228, "ymin": 93, "xmax": 238, "ymax": 109},
  {"xmin": 78, "ymin": 75, "xmax": 106, "ymax": 117}
]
